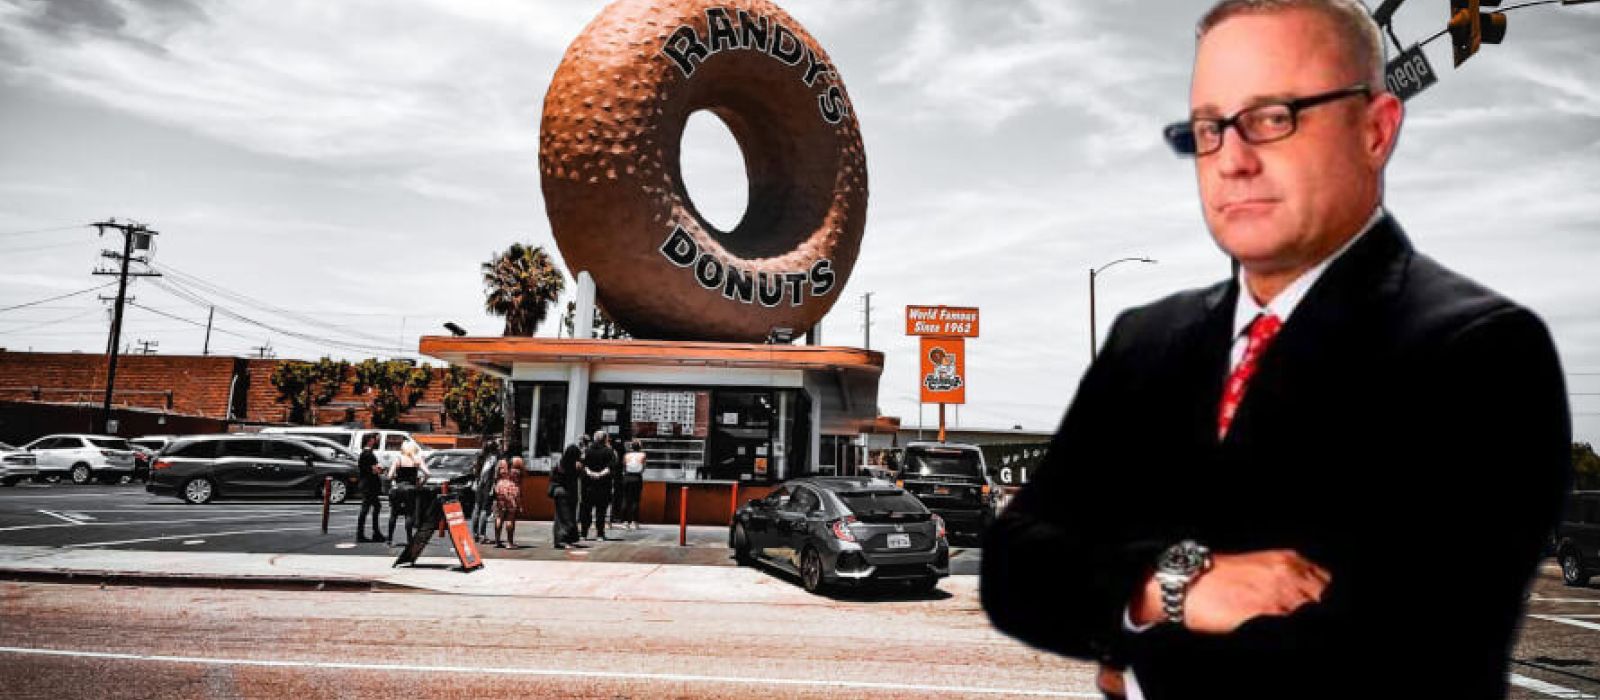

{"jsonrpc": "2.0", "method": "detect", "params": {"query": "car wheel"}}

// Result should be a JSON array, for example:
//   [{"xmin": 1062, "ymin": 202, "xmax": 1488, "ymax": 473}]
[
  {"xmin": 732, "ymin": 523, "xmax": 754, "ymax": 566},
  {"xmin": 182, "ymin": 478, "xmax": 216, "ymax": 505},
  {"xmin": 326, "ymin": 479, "xmax": 349, "ymax": 504},
  {"xmin": 0, "ymin": 476, "xmax": 17, "ymax": 487},
  {"xmin": 1561, "ymin": 549, "xmax": 1591, "ymax": 587},
  {"xmin": 69, "ymin": 463, "xmax": 92, "ymax": 485},
  {"xmin": 800, "ymin": 546, "xmax": 827, "ymax": 594}
]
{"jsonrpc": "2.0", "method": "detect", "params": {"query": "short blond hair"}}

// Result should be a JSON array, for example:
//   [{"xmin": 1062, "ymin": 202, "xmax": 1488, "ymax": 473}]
[{"xmin": 1198, "ymin": 0, "xmax": 1386, "ymax": 91}]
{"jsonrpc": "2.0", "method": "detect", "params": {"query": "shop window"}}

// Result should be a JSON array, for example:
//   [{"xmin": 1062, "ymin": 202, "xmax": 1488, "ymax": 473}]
[{"xmin": 707, "ymin": 390, "xmax": 775, "ymax": 482}]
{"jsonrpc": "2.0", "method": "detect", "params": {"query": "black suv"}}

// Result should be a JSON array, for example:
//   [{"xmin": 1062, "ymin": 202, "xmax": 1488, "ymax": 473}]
[
  {"xmin": 147, "ymin": 434, "xmax": 360, "ymax": 505},
  {"xmin": 895, "ymin": 442, "xmax": 1000, "ymax": 543},
  {"xmin": 1556, "ymin": 490, "xmax": 1600, "ymax": 586}
]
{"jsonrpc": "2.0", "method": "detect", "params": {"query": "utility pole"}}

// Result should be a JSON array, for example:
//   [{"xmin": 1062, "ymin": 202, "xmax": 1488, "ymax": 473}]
[
  {"xmin": 92, "ymin": 219, "xmax": 161, "ymax": 434},
  {"xmin": 251, "ymin": 342, "xmax": 276, "ymax": 359},
  {"xmin": 135, "ymin": 339, "xmax": 159, "ymax": 355},
  {"xmin": 861, "ymin": 292, "xmax": 873, "ymax": 350},
  {"xmin": 203, "ymin": 306, "xmax": 214, "ymax": 355}
]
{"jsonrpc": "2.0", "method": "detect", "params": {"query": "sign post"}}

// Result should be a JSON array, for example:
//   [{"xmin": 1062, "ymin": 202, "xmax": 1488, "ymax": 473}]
[{"xmin": 906, "ymin": 306, "xmax": 979, "ymax": 443}]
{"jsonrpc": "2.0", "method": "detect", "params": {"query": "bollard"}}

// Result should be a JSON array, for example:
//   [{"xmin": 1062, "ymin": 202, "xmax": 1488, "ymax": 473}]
[
  {"xmin": 679, "ymin": 485, "xmax": 688, "ymax": 547},
  {"xmin": 320, "ymin": 476, "xmax": 331, "ymax": 534},
  {"xmin": 729, "ymin": 482, "xmax": 739, "ymax": 525},
  {"xmin": 438, "ymin": 482, "xmax": 448, "ymax": 536}
]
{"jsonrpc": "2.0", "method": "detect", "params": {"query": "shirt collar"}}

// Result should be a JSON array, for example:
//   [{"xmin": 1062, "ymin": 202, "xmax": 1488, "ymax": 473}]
[{"xmin": 1232, "ymin": 206, "xmax": 1385, "ymax": 339}]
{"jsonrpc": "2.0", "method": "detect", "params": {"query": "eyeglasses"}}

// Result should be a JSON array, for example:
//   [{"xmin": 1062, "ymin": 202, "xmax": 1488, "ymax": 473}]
[{"xmin": 1163, "ymin": 83, "xmax": 1371, "ymax": 157}]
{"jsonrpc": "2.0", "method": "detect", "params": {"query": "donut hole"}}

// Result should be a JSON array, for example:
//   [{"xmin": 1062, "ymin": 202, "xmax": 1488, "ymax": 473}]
[{"xmin": 680, "ymin": 110, "xmax": 750, "ymax": 235}]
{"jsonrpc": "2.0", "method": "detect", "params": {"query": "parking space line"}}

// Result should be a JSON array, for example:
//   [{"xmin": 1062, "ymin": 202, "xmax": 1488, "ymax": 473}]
[
  {"xmin": 1510, "ymin": 673, "xmax": 1598, "ymax": 699},
  {"xmin": 0, "ymin": 645, "xmax": 1095, "ymax": 696},
  {"xmin": 0, "ymin": 514, "xmax": 316, "ymax": 533},
  {"xmin": 63, "ymin": 526, "xmax": 325, "ymax": 548},
  {"xmin": 1529, "ymin": 615, "xmax": 1600, "ymax": 633},
  {"xmin": 35, "ymin": 510, "xmax": 84, "ymax": 525},
  {"xmin": 1531, "ymin": 597, "xmax": 1600, "ymax": 605}
]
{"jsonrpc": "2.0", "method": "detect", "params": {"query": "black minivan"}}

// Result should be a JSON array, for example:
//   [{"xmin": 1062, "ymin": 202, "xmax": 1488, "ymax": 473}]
[
  {"xmin": 147, "ymin": 435, "xmax": 360, "ymax": 505},
  {"xmin": 1556, "ymin": 490, "xmax": 1600, "ymax": 586}
]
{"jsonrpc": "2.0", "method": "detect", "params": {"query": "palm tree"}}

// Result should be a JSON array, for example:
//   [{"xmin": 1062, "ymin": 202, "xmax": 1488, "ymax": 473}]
[{"xmin": 482, "ymin": 243, "xmax": 566, "ymax": 336}]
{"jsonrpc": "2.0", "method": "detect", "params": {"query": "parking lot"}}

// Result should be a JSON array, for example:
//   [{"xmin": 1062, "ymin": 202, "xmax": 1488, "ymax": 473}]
[{"xmin": 0, "ymin": 481, "xmax": 984, "ymax": 574}]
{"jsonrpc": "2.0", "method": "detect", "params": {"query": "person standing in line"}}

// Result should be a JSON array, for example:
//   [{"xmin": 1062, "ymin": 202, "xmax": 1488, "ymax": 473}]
[
  {"xmin": 551, "ymin": 434, "xmax": 587, "ymax": 548},
  {"xmin": 619, "ymin": 439, "xmax": 647, "ymax": 530},
  {"xmin": 472, "ymin": 439, "xmax": 501, "ymax": 544},
  {"xmin": 384, "ymin": 441, "xmax": 431, "ymax": 546},
  {"xmin": 493, "ymin": 456, "xmax": 525, "ymax": 549},
  {"xmin": 579, "ymin": 430, "xmax": 616, "ymax": 540},
  {"xmin": 354, "ymin": 434, "xmax": 384, "ymax": 542}
]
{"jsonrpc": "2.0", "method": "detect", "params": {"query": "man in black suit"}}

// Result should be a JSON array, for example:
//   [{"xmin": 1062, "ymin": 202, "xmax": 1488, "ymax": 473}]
[{"xmin": 980, "ymin": 2, "xmax": 1571, "ymax": 698}]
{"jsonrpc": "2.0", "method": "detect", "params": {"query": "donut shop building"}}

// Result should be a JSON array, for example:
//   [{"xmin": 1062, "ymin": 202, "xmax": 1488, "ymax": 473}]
[{"xmin": 418, "ymin": 336, "xmax": 883, "ymax": 523}]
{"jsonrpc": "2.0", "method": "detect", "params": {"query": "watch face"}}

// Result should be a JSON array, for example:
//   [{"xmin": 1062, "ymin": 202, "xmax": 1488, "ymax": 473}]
[{"xmin": 1159, "ymin": 542, "xmax": 1206, "ymax": 575}]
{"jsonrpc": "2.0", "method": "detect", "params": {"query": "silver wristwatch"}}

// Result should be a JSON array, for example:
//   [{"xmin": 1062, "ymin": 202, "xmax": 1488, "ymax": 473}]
[{"xmin": 1154, "ymin": 540, "xmax": 1213, "ymax": 625}]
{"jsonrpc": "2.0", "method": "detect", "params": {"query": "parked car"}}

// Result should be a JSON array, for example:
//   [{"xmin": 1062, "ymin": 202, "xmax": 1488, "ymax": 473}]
[
  {"xmin": 258, "ymin": 427, "xmax": 424, "ymax": 467},
  {"xmin": 0, "ymin": 442, "xmax": 39, "ymax": 486},
  {"xmin": 895, "ymin": 442, "xmax": 1001, "ymax": 542},
  {"xmin": 21, "ymin": 434, "xmax": 138, "ymax": 484},
  {"xmin": 1556, "ymin": 490, "xmax": 1600, "ymax": 586},
  {"xmin": 423, "ymin": 448, "xmax": 483, "ymax": 519},
  {"xmin": 146, "ymin": 434, "xmax": 359, "ymax": 505},
  {"xmin": 730, "ymin": 476, "xmax": 949, "ymax": 594}
]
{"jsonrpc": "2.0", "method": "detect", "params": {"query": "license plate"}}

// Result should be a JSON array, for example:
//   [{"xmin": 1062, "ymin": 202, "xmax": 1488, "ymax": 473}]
[
  {"xmin": 888, "ymin": 534, "xmax": 910, "ymax": 549},
  {"xmin": 933, "ymin": 486, "xmax": 950, "ymax": 495}
]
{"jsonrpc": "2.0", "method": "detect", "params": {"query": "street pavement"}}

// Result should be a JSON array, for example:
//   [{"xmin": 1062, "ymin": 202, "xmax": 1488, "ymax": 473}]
[
  {"xmin": 1, "ymin": 481, "xmax": 1598, "ymax": 698},
  {"xmin": 0, "ymin": 482, "xmax": 983, "ymax": 573}
]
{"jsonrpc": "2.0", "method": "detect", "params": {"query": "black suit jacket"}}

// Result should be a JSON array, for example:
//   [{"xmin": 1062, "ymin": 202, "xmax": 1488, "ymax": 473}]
[{"xmin": 981, "ymin": 216, "xmax": 1571, "ymax": 699}]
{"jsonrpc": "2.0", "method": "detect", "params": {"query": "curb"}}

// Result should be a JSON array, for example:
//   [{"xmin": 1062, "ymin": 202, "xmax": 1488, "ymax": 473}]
[{"xmin": 0, "ymin": 567, "xmax": 414, "ymax": 593}]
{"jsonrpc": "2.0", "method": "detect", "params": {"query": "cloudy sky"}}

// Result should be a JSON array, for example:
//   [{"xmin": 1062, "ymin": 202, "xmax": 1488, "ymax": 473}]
[{"xmin": 0, "ymin": 0, "xmax": 1597, "ymax": 443}]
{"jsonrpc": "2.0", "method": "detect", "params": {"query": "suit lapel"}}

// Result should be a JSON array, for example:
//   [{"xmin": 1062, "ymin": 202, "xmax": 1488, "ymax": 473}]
[{"xmin": 1219, "ymin": 215, "xmax": 1414, "ymax": 447}]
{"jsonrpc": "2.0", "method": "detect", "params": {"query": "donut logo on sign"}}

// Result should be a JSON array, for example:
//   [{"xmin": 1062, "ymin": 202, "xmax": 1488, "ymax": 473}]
[
  {"xmin": 658, "ymin": 8, "xmax": 852, "ymax": 125},
  {"xmin": 539, "ymin": 0, "xmax": 867, "ymax": 343}
]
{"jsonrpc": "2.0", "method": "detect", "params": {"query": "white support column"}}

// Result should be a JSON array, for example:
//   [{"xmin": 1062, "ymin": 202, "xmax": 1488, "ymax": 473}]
[
  {"xmin": 564, "ymin": 272, "xmax": 596, "ymax": 448},
  {"xmin": 526, "ymin": 384, "xmax": 541, "ymax": 465},
  {"xmin": 776, "ymin": 391, "xmax": 789, "ymax": 480}
]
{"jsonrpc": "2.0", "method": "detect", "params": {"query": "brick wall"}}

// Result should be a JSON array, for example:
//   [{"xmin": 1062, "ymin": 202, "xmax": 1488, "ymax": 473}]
[
  {"xmin": 0, "ymin": 351, "xmax": 241, "ymax": 418},
  {"xmin": 0, "ymin": 351, "xmax": 460, "ymax": 433}
]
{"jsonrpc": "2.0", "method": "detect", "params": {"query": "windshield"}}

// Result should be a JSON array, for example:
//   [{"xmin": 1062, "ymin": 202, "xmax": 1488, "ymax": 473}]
[
  {"xmin": 902, "ymin": 449, "xmax": 983, "ymax": 478},
  {"xmin": 89, "ymin": 438, "xmax": 132, "ymax": 451},
  {"xmin": 838, "ymin": 491, "xmax": 926, "ymax": 516},
  {"xmin": 427, "ymin": 453, "xmax": 477, "ymax": 476}
]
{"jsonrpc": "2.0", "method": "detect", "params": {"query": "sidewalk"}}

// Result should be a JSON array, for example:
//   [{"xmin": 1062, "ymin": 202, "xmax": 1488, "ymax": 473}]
[{"xmin": 0, "ymin": 539, "xmax": 978, "ymax": 607}]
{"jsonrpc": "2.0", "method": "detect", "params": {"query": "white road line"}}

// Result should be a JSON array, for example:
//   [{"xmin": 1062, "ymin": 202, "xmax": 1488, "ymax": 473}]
[
  {"xmin": 1529, "ymin": 615, "xmax": 1600, "ymax": 633},
  {"xmin": 0, "ymin": 646, "xmax": 1093, "ymax": 697},
  {"xmin": 1510, "ymin": 673, "xmax": 1598, "ymax": 699},
  {"xmin": 60, "ymin": 512, "xmax": 94, "ymax": 521},
  {"xmin": 1532, "ymin": 597, "xmax": 1600, "ymax": 604},
  {"xmin": 63, "ymin": 526, "xmax": 324, "ymax": 548},
  {"xmin": 35, "ymin": 510, "xmax": 83, "ymax": 525},
  {"xmin": 0, "ymin": 514, "xmax": 318, "ymax": 533}
]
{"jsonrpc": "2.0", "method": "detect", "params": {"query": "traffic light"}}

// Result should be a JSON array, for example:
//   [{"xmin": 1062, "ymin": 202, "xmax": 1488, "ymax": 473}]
[{"xmin": 1449, "ymin": 0, "xmax": 1507, "ymax": 67}]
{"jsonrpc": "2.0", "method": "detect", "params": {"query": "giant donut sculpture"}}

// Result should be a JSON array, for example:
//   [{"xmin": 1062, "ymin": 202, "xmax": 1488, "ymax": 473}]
[{"xmin": 539, "ymin": 0, "xmax": 867, "ymax": 343}]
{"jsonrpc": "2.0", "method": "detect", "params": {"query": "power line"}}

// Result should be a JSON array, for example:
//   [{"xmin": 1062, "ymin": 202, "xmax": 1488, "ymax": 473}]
[
  {"xmin": 149, "ymin": 277, "xmax": 420, "ymax": 358},
  {"xmin": 125, "ymin": 301, "xmax": 255, "ymax": 341},
  {"xmin": 0, "ymin": 283, "xmax": 116, "ymax": 314},
  {"xmin": 0, "ymin": 309, "xmax": 102, "ymax": 335},
  {"xmin": 149, "ymin": 261, "xmax": 402, "ymax": 346},
  {"xmin": 0, "ymin": 224, "xmax": 88, "ymax": 238}
]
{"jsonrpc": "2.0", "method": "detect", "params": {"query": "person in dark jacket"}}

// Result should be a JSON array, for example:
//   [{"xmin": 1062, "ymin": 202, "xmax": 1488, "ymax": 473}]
[
  {"xmin": 472, "ymin": 439, "xmax": 501, "ymax": 544},
  {"xmin": 551, "ymin": 434, "xmax": 588, "ymax": 548},
  {"xmin": 579, "ymin": 430, "xmax": 617, "ymax": 540},
  {"xmin": 980, "ymin": 3, "xmax": 1570, "ymax": 699},
  {"xmin": 354, "ymin": 434, "xmax": 383, "ymax": 542}
]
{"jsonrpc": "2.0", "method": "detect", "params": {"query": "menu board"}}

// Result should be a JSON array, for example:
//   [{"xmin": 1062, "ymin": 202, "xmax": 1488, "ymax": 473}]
[{"xmin": 631, "ymin": 390, "xmax": 710, "ymax": 438}]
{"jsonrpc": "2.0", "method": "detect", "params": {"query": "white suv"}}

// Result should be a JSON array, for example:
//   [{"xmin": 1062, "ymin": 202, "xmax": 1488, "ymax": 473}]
[
  {"xmin": 23, "ymin": 434, "xmax": 138, "ymax": 484},
  {"xmin": 258, "ymin": 427, "xmax": 424, "ymax": 467}
]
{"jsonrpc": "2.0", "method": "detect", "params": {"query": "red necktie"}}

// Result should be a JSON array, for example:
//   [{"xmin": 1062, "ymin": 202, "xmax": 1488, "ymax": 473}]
[{"xmin": 1218, "ymin": 313, "xmax": 1282, "ymax": 440}]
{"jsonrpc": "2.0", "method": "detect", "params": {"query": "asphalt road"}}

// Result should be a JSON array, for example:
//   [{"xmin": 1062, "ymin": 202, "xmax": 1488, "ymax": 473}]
[
  {"xmin": 0, "ymin": 482, "xmax": 984, "ymax": 573},
  {"xmin": 0, "ymin": 576, "xmax": 1090, "ymax": 699},
  {"xmin": 3, "ymin": 482, "xmax": 1598, "ymax": 698}
]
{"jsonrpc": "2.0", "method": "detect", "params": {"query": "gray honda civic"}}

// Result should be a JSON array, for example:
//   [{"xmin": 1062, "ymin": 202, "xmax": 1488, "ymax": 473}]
[{"xmin": 729, "ymin": 476, "xmax": 950, "ymax": 594}]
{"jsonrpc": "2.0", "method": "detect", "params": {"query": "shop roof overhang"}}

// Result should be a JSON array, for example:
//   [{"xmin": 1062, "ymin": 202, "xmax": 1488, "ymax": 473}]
[{"xmin": 418, "ymin": 336, "xmax": 884, "ymax": 378}]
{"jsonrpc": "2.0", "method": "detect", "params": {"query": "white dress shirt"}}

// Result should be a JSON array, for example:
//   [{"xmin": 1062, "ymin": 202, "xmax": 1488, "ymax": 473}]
[{"xmin": 1119, "ymin": 206, "xmax": 1384, "ymax": 700}]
